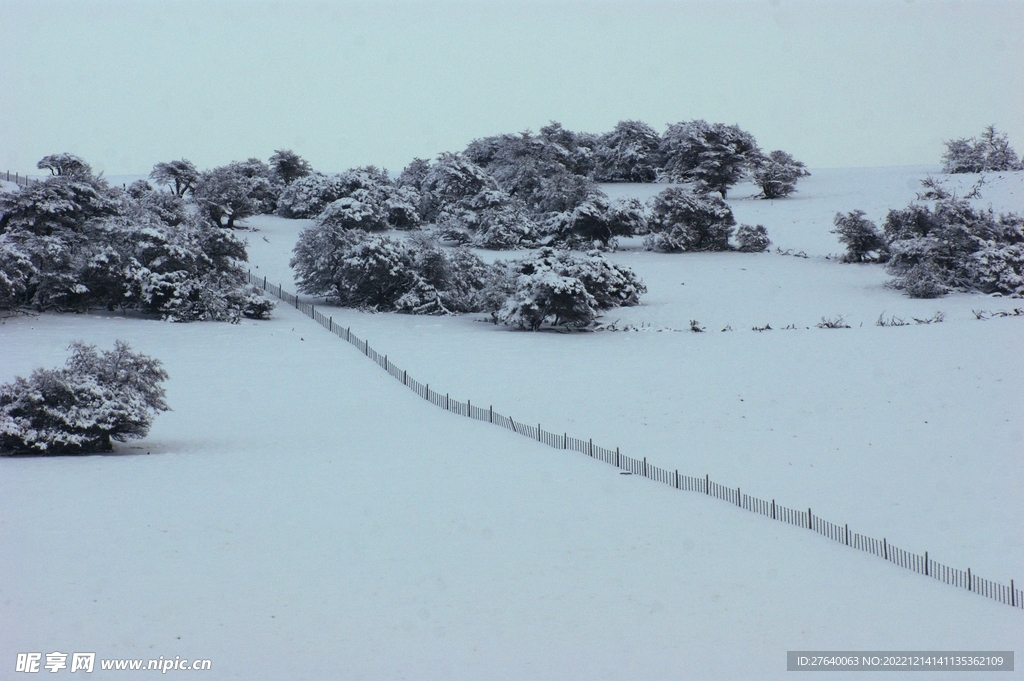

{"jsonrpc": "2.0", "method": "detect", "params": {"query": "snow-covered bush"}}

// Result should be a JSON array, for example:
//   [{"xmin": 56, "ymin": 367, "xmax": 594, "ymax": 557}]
[
  {"xmin": 0, "ymin": 160, "xmax": 274, "ymax": 320},
  {"xmin": 192, "ymin": 159, "xmax": 277, "ymax": 228},
  {"xmin": 37, "ymin": 153, "xmax": 92, "ymax": 178},
  {"xmin": 644, "ymin": 186, "xmax": 736, "ymax": 252},
  {"xmin": 492, "ymin": 248, "xmax": 645, "ymax": 329},
  {"xmin": 269, "ymin": 149, "xmax": 313, "ymax": 186},
  {"xmin": 435, "ymin": 189, "xmax": 535, "ymax": 249},
  {"xmin": 0, "ymin": 341, "xmax": 169, "ymax": 455},
  {"xmin": 942, "ymin": 126, "xmax": 1021, "ymax": 174},
  {"xmin": 593, "ymin": 120, "xmax": 663, "ymax": 182},
  {"xmin": 149, "ymin": 159, "xmax": 199, "ymax": 197},
  {"xmin": 659, "ymin": 120, "xmax": 761, "ymax": 197},
  {"xmin": 544, "ymin": 195, "xmax": 647, "ymax": 249},
  {"xmin": 316, "ymin": 193, "xmax": 389, "ymax": 232},
  {"xmin": 276, "ymin": 173, "xmax": 349, "ymax": 218},
  {"xmin": 735, "ymin": 224, "xmax": 770, "ymax": 252},
  {"xmin": 882, "ymin": 198, "xmax": 1024, "ymax": 297},
  {"xmin": 419, "ymin": 153, "xmax": 499, "ymax": 221},
  {"xmin": 752, "ymin": 150, "xmax": 810, "ymax": 199},
  {"xmin": 832, "ymin": 210, "xmax": 888, "ymax": 262}
]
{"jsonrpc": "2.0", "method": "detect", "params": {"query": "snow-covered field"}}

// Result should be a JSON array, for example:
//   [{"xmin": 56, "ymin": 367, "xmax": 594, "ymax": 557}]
[{"xmin": 2, "ymin": 167, "xmax": 1022, "ymax": 679}]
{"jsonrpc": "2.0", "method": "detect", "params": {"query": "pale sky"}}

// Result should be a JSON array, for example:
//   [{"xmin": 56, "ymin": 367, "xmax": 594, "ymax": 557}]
[{"xmin": 1, "ymin": 0, "xmax": 1021, "ymax": 176}]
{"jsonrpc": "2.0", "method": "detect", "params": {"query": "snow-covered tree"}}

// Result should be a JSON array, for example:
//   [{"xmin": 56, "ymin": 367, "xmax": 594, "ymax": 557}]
[
  {"xmin": 752, "ymin": 150, "xmax": 810, "ymax": 199},
  {"xmin": 316, "ymin": 193, "xmax": 389, "ymax": 232},
  {"xmin": 832, "ymin": 210, "xmax": 887, "ymax": 262},
  {"xmin": 0, "ymin": 341, "xmax": 169, "ymax": 455},
  {"xmin": 644, "ymin": 186, "xmax": 736, "ymax": 252},
  {"xmin": 659, "ymin": 120, "xmax": 761, "ymax": 197},
  {"xmin": 0, "ymin": 158, "xmax": 273, "ymax": 320},
  {"xmin": 882, "ymin": 198, "xmax": 1024, "ymax": 297},
  {"xmin": 420, "ymin": 153, "xmax": 499, "ymax": 221},
  {"xmin": 37, "ymin": 153, "xmax": 92, "ymax": 178},
  {"xmin": 544, "ymin": 194, "xmax": 646, "ymax": 249},
  {"xmin": 594, "ymin": 120, "xmax": 663, "ymax": 182},
  {"xmin": 942, "ymin": 126, "xmax": 1021, "ymax": 174},
  {"xmin": 191, "ymin": 160, "xmax": 276, "ymax": 228},
  {"xmin": 436, "ymin": 189, "xmax": 535, "ymax": 249},
  {"xmin": 492, "ymin": 248, "xmax": 645, "ymax": 329},
  {"xmin": 149, "ymin": 159, "xmax": 200, "ymax": 197},
  {"xmin": 269, "ymin": 149, "xmax": 313, "ymax": 186},
  {"xmin": 734, "ymin": 224, "xmax": 771, "ymax": 252}
]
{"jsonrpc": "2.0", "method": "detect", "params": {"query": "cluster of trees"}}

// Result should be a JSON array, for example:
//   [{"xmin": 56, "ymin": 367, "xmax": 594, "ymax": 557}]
[
  {"xmin": 942, "ymin": 126, "xmax": 1021, "ymax": 174},
  {"xmin": 0, "ymin": 341, "xmax": 169, "ymax": 455},
  {"xmin": 0, "ymin": 154, "xmax": 273, "ymax": 320},
  {"xmin": 832, "ymin": 196, "xmax": 1024, "ymax": 298},
  {"xmin": 291, "ymin": 224, "xmax": 646, "ymax": 329}
]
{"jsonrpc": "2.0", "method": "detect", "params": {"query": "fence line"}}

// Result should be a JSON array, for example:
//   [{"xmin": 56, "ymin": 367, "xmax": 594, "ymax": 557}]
[
  {"xmin": 2, "ymin": 170, "xmax": 42, "ymax": 188},
  {"xmin": 248, "ymin": 271, "xmax": 1022, "ymax": 611}
]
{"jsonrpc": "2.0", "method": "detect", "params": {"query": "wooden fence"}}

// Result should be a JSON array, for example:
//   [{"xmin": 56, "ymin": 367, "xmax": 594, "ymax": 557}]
[
  {"xmin": 2, "ymin": 170, "xmax": 41, "ymax": 188},
  {"xmin": 248, "ymin": 271, "xmax": 1023, "ymax": 611}
]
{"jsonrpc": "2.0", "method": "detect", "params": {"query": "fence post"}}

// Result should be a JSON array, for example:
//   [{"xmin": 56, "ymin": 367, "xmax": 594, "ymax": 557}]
[
  {"xmin": 1012, "ymin": 580, "xmax": 1016, "ymax": 607},
  {"xmin": 643, "ymin": 457, "xmax": 647, "ymax": 477},
  {"xmin": 808, "ymin": 508, "xmax": 812, "ymax": 530},
  {"xmin": 446, "ymin": 393, "xmax": 449, "ymax": 410},
  {"xmin": 616, "ymin": 447, "xmax": 620, "ymax": 468},
  {"xmin": 924, "ymin": 551, "xmax": 928, "ymax": 576},
  {"xmin": 736, "ymin": 487, "xmax": 741, "ymax": 507},
  {"xmin": 589, "ymin": 439, "xmax": 592, "ymax": 457},
  {"xmin": 967, "ymin": 568, "xmax": 972, "ymax": 591},
  {"xmin": 538, "ymin": 424, "xmax": 541, "ymax": 442},
  {"xmin": 705, "ymin": 474, "xmax": 709, "ymax": 495},
  {"xmin": 403, "ymin": 370, "xmax": 407, "ymax": 386},
  {"xmin": 489, "ymin": 405, "xmax": 492, "ymax": 423},
  {"xmin": 467, "ymin": 399, "xmax": 471, "ymax": 417},
  {"xmin": 563, "ymin": 432, "xmax": 566, "ymax": 449},
  {"xmin": 675, "ymin": 469, "xmax": 679, "ymax": 489},
  {"xmin": 329, "ymin": 316, "xmax": 332, "ymax": 331},
  {"xmin": 771, "ymin": 499, "xmax": 775, "ymax": 519},
  {"xmin": 883, "ymin": 538, "xmax": 888, "ymax": 561},
  {"xmin": 845, "ymin": 523, "xmax": 849, "ymax": 546}
]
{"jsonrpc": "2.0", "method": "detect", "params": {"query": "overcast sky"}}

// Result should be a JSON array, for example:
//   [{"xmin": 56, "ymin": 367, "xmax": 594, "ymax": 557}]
[{"xmin": 1, "ymin": 0, "xmax": 1021, "ymax": 176}]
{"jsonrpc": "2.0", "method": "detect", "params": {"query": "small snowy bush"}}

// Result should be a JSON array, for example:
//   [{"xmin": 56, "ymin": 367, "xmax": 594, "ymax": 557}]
[
  {"xmin": 192, "ymin": 159, "xmax": 277, "ymax": 228},
  {"xmin": 752, "ymin": 150, "xmax": 810, "ymax": 199},
  {"xmin": 0, "ymin": 341, "xmax": 169, "ymax": 455},
  {"xmin": 735, "ymin": 224, "xmax": 770, "ymax": 252},
  {"xmin": 316, "ymin": 193, "xmax": 390, "ymax": 232},
  {"xmin": 544, "ymin": 195, "xmax": 647, "ymax": 249},
  {"xmin": 435, "ymin": 189, "xmax": 535, "ymax": 249},
  {"xmin": 644, "ymin": 186, "xmax": 735, "ymax": 252},
  {"xmin": 942, "ymin": 126, "xmax": 1021, "ymax": 174},
  {"xmin": 492, "ymin": 248, "xmax": 645, "ymax": 330},
  {"xmin": 832, "ymin": 210, "xmax": 888, "ymax": 262}
]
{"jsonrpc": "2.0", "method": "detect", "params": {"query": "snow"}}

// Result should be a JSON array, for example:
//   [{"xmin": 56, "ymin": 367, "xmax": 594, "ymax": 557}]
[{"xmin": 2, "ymin": 166, "xmax": 1023, "ymax": 679}]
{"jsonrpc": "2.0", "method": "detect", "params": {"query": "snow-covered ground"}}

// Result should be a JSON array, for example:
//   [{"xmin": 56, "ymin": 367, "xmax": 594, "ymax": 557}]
[{"xmin": 2, "ymin": 166, "xmax": 1022, "ymax": 679}]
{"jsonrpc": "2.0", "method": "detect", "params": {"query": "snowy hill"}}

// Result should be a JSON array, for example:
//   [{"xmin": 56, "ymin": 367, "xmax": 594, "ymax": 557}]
[{"xmin": 1, "ymin": 166, "xmax": 1022, "ymax": 679}]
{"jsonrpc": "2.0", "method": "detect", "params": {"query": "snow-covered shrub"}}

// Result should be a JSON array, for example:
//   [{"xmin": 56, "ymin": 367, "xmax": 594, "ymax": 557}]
[
  {"xmin": 752, "ymin": 150, "xmax": 810, "ymax": 199},
  {"xmin": 269, "ymin": 149, "xmax": 313, "ymax": 186},
  {"xmin": 942, "ymin": 126, "xmax": 1021, "ymax": 174},
  {"xmin": 883, "ymin": 198, "xmax": 1024, "ymax": 297},
  {"xmin": 394, "ymin": 237, "xmax": 491, "ymax": 314},
  {"xmin": 492, "ymin": 248, "xmax": 645, "ymax": 329},
  {"xmin": 735, "ymin": 224, "xmax": 770, "ymax": 252},
  {"xmin": 316, "ymin": 193, "xmax": 389, "ymax": 232},
  {"xmin": 593, "ymin": 120, "xmax": 663, "ymax": 182},
  {"xmin": 544, "ymin": 195, "xmax": 646, "ymax": 249},
  {"xmin": 497, "ymin": 271, "xmax": 598, "ymax": 330},
  {"xmin": 832, "ymin": 210, "xmax": 888, "ymax": 262},
  {"xmin": 435, "ymin": 189, "xmax": 535, "ymax": 249},
  {"xmin": 37, "ymin": 153, "xmax": 92, "ymax": 178},
  {"xmin": 192, "ymin": 159, "xmax": 277, "ymax": 228},
  {"xmin": 644, "ymin": 186, "xmax": 735, "ymax": 252},
  {"xmin": 659, "ymin": 120, "xmax": 761, "ymax": 197},
  {"xmin": 420, "ymin": 153, "xmax": 499, "ymax": 221},
  {"xmin": 149, "ymin": 159, "xmax": 199, "ymax": 197},
  {"xmin": 276, "ymin": 173, "xmax": 349, "ymax": 218},
  {"xmin": 0, "ymin": 341, "xmax": 169, "ymax": 455},
  {"xmin": 0, "ymin": 162, "xmax": 274, "ymax": 320}
]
